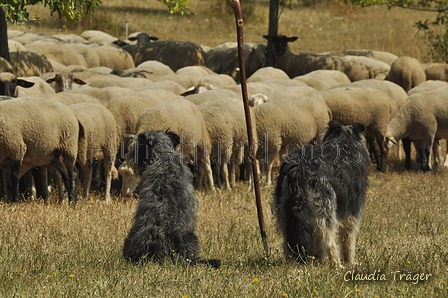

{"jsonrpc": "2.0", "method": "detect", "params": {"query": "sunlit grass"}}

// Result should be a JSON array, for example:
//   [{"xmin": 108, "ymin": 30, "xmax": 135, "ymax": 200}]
[{"xmin": 1, "ymin": 152, "xmax": 448, "ymax": 296}]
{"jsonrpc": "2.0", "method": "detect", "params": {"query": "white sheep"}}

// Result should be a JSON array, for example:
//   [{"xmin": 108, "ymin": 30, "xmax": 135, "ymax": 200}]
[
  {"xmin": 197, "ymin": 97, "xmax": 258, "ymax": 189},
  {"xmin": 422, "ymin": 63, "xmax": 448, "ymax": 82},
  {"xmin": 184, "ymin": 89, "xmax": 240, "ymax": 105},
  {"xmin": 321, "ymin": 49, "xmax": 398, "ymax": 66},
  {"xmin": 247, "ymin": 66, "xmax": 290, "ymax": 82},
  {"xmin": 253, "ymin": 96, "xmax": 332, "ymax": 185},
  {"xmin": 293, "ymin": 69, "xmax": 351, "ymax": 90},
  {"xmin": 68, "ymin": 102, "xmax": 117, "ymax": 202},
  {"xmin": 408, "ymin": 80, "xmax": 448, "ymax": 95},
  {"xmin": 386, "ymin": 86, "xmax": 448, "ymax": 170},
  {"xmin": 8, "ymin": 51, "xmax": 54, "ymax": 76},
  {"xmin": 263, "ymin": 35, "xmax": 374, "ymax": 81},
  {"xmin": 319, "ymin": 86, "xmax": 390, "ymax": 172},
  {"xmin": 80, "ymin": 30, "xmax": 118, "ymax": 44},
  {"xmin": 386, "ymin": 56, "xmax": 426, "ymax": 93},
  {"xmin": 0, "ymin": 98, "xmax": 79, "ymax": 202}
]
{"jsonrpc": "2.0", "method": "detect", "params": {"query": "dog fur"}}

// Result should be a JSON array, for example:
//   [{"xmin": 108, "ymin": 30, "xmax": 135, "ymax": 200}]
[
  {"xmin": 272, "ymin": 120, "xmax": 370, "ymax": 266},
  {"xmin": 122, "ymin": 130, "xmax": 200, "ymax": 264}
]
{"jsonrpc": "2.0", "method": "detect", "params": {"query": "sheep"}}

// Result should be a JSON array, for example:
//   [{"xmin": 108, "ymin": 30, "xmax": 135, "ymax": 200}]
[
  {"xmin": 16, "ymin": 76, "xmax": 56, "ymax": 96},
  {"xmin": 0, "ymin": 72, "xmax": 34, "ymax": 97},
  {"xmin": 68, "ymin": 102, "xmax": 117, "ymax": 202},
  {"xmin": 321, "ymin": 49, "xmax": 398, "ymax": 66},
  {"xmin": 253, "ymin": 96, "xmax": 332, "ymax": 185},
  {"xmin": 124, "ymin": 40, "xmax": 206, "ymax": 72},
  {"xmin": 27, "ymin": 41, "xmax": 135, "ymax": 70},
  {"xmin": 184, "ymin": 89, "xmax": 240, "ymax": 105},
  {"xmin": 247, "ymin": 66, "xmax": 290, "ymax": 82},
  {"xmin": 8, "ymin": 40, "xmax": 26, "ymax": 52},
  {"xmin": 136, "ymin": 80, "xmax": 186, "ymax": 96},
  {"xmin": 205, "ymin": 42, "xmax": 267, "ymax": 82},
  {"xmin": 408, "ymin": 80, "xmax": 448, "ymax": 95},
  {"xmin": 176, "ymin": 65, "xmax": 215, "ymax": 77},
  {"xmin": 319, "ymin": 86, "xmax": 390, "ymax": 172},
  {"xmin": 263, "ymin": 35, "xmax": 374, "ymax": 81},
  {"xmin": 221, "ymin": 43, "xmax": 267, "ymax": 82},
  {"xmin": 422, "ymin": 63, "xmax": 448, "ymax": 82},
  {"xmin": 154, "ymin": 73, "xmax": 236, "ymax": 90},
  {"xmin": 0, "ymin": 98, "xmax": 79, "ymax": 202},
  {"xmin": 334, "ymin": 79, "xmax": 408, "ymax": 161},
  {"xmin": 11, "ymin": 32, "xmax": 62, "ymax": 45},
  {"xmin": 197, "ymin": 97, "xmax": 257, "ymax": 189},
  {"xmin": 53, "ymin": 33, "xmax": 88, "ymax": 43},
  {"xmin": 293, "ymin": 69, "xmax": 351, "ymax": 90},
  {"xmin": 223, "ymin": 81, "xmax": 285, "ymax": 99},
  {"xmin": 119, "ymin": 100, "xmax": 214, "ymax": 196},
  {"xmin": 113, "ymin": 60, "xmax": 175, "ymax": 80},
  {"xmin": 386, "ymin": 56, "xmax": 426, "ymax": 93},
  {"xmin": 0, "ymin": 57, "xmax": 14, "ymax": 73},
  {"xmin": 265, "ymin": 85, "xmax": 323, "ymax": 101},
  {"xmin": 386, "ymin": 86, "xmax": 448, "ymax": 171},
  {"xmin": 45, "ymin": 72, "xmax": 87, "ymax": 93},
  {"xmin": 86, "ymin": 76, "xmax": 151, "ymax": 89},
  {"xmin": 80, "ymin": 30, "xmax": 118, "ymax": 44},
  {"xmin": 8, "ymin": 51, "xmax": 54, "ymax": 76},
  {"xmin": 344, "ymin": 55, "xmax": 390, "ymax": 80}
]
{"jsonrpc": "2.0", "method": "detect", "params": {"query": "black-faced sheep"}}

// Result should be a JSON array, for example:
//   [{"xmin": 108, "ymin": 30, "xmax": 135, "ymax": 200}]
[
  {"xmin": 263, "ymin": 35, "xmax": 374, "ymax": 81},
  {"xmin": 124, "ymin": 40, "xmax": 206, "ymax": 72},
  {"xmin": 46, "ymin": 72, "xmax": 87, "ymax": 93},
  {"xmin": 0, "ymin": 72, "xmax": 34, "ymax": 97},
  {"xmin": 386, "ymin": 56, "xmax": 426, "ymax": 93}
]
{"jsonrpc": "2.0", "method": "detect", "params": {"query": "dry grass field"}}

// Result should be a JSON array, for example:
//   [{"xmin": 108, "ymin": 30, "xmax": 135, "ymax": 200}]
[{"xmin": 3, "ymin": 0, "xmax": 448, "ymax": 297}]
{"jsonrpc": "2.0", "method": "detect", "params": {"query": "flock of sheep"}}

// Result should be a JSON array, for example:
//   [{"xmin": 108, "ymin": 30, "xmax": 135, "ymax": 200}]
[{"xmin": 1, "ymin": 29, "xmax": 448, "ymax": 203}]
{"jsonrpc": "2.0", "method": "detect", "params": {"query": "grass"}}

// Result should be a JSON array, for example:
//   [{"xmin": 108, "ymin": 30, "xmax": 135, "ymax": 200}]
[{"xmin": 1, "ymin": 152, "xmax": 448, "ymax": 297}]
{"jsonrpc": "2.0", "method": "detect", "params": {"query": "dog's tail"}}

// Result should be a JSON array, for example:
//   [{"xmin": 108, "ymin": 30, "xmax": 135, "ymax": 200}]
[{"xmin": 274, "ymin": 165, "xmax": 315, "ymax": 263}]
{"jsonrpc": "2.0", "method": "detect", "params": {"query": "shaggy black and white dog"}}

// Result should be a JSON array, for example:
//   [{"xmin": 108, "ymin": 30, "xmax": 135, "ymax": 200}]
[
  {"xmin": 122, "ymin": 130, "xmax": 200, "ymax": 264},
  {"xmin": 273, "ymin": 120, "xmax": 370, "ymax": 266}
]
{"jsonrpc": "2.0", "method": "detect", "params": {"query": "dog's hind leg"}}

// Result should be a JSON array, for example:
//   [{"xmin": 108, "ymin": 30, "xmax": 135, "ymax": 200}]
[
  {"xmin": 315, "ymin": 216, "xmax": 341, "ymax": 267},
  {"xmin": 339, "ymin": 215, "xmax": 361, "ymax": 265}
]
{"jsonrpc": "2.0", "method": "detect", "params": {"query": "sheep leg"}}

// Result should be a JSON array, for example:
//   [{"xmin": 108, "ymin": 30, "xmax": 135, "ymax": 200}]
[
  {"xmin": 432, "ymin": 138, "xmax": 442, "ymax": 169},
  {"xmin": 102, "ymin": 158, "xmax": 113, "ymax": 204},
  {"xmin": 402, "ymin": 137, "xmax": 412, "ymax": 170},
  {"xmin": 82, "ymin": 163, "xmax": 93, "ymax": 200},
  {"xmin": 53, "ymin": 156, "xmax": 78, "ymax": 203},
  {"xmin": 0, "ymin": 169, "xmax": 7, "ymax": 198},
  {"xmin": 221, "ymin": 163, "xmax": 231, "ymax": 189},
  {"xmin": 10, "ymin": 161, "xmax": 21, "ymax": 202}
]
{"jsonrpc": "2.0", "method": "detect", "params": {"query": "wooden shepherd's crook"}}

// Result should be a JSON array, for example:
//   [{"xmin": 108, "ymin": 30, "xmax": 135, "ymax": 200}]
[{"xmin": 226, "ymin": 0, "xmax": 270, "ymax": 259}]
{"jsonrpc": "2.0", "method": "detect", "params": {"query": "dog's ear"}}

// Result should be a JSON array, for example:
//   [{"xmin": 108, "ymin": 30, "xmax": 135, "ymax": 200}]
[
  {"xmin": 165, "ymin": 130, "xmax": 181, "ymax": 147},
  {"xmin": 352, "ymin": 123, "xmax": 366, "ymax": 135},
  {"xmin": 327, "ymin": 120, "xmax": 342, "ymax": 134}
]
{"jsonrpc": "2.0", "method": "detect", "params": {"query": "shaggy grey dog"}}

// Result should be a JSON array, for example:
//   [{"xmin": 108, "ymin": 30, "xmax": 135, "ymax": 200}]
[
  {"xmin": 122, "ymin": 130, "xmax": 200, "ymax": 264},
  {"xmin": 273, "ymin": 120, "xmax": 370, "ymax": 266}
]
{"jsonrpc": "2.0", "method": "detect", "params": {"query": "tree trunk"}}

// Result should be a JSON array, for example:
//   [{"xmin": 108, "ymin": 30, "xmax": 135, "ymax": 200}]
[
  {"xmin": 266, "ymin": 0, "xmax": 279, "ymax": 67},
  {"xmin": 0, "ymin": 7, "xmax": 10, "ymax": 62}
]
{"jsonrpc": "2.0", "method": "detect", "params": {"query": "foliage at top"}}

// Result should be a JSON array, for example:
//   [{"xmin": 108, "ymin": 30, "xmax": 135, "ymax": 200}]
[
  {"xmin": 0, "ymin": 0, "xmax": 190, "ymax": 25},
  {"xmin": 344, "ymin": 0, "xmax": 448, "ymax": 61},
  {"xmin": 0, "ymin": 0, "xmax": 102, "ymax": 23}
]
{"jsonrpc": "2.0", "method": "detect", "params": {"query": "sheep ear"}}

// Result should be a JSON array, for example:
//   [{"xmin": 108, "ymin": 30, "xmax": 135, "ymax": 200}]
[
  {"xmin": 165, "ymin": 130, "xmax": 181, "ymax": 147},
  {"xmin": 128, "ymin": 36, "xmax": 137, "ymax": 41},
  {"xmin": 352, "ymin": 123, "xmax": 366, "ymax": 134},
  {"xmin": 150, "ymin": 36, "xmax": 159, "ymax": 41},
  {"xmin": 46, "ymin": 77, "xmax": 56, "ymax": 84},
  {"xmin": 288, "ymin": 36, "xmax": 298, "ymax": 42},
  {"xmin": 17, "ymin": 79, "xmax": 34, "ymax": 88},
  {"xmin": 73, "ymin": 78, "xmax": 87, "ymax": 85},
  {"xmin": 263, "ymin": 35, "xmax": 271, "ymax": 41}
]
